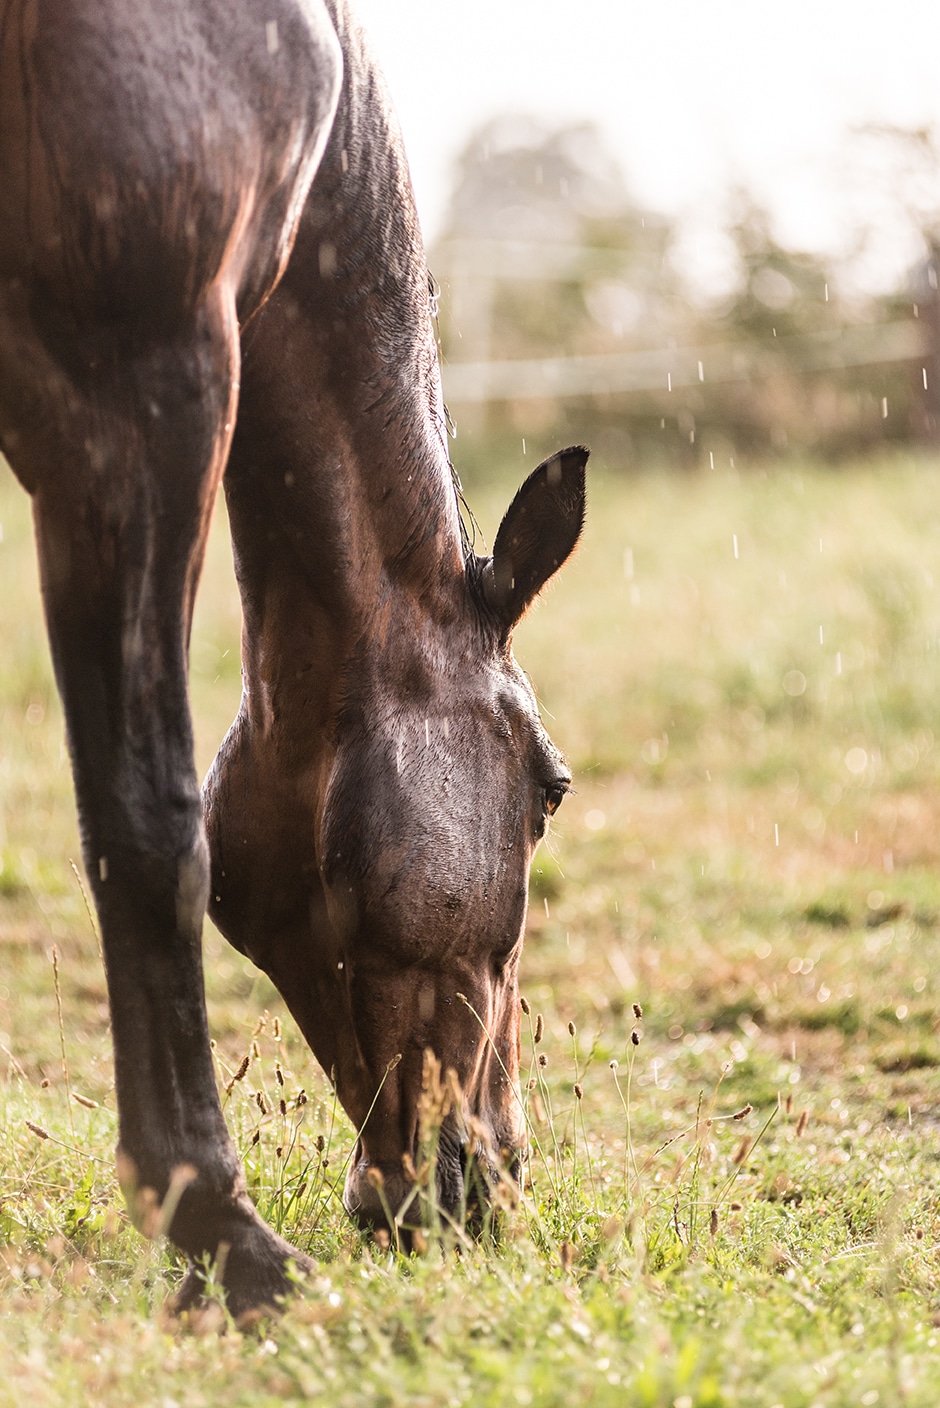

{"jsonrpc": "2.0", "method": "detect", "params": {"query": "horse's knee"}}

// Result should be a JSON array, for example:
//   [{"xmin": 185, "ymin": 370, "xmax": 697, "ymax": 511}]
[{"xmin": 90, "ymin": 786, "xmax": 210, "ymax": 944}]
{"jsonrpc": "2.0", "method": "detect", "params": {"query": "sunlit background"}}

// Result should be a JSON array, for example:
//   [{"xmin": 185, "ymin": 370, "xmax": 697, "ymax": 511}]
[
  {"xmin": 358, "ymin": 0, "xmax": 940, "ymax": 289},
  {"xmin": 355, "ymin": 0, "xmax": 940, "ymax": 469}
]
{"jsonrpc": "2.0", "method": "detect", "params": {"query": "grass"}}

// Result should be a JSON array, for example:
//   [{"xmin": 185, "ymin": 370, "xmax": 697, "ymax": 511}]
[{"xmin": 4, "ymin": 449, "xmax": 940, "ymax": 1404}]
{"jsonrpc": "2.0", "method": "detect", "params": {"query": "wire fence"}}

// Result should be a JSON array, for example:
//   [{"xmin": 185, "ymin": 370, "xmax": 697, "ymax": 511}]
[{"xmin": 440, "ymin": 320, "xmax": 928, "ymax": 405}]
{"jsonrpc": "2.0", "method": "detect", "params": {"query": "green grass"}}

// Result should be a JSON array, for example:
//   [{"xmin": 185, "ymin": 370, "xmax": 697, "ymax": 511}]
[{"xmin": 5, "ymin": 451, "xmax": 940, "ymax": 1404}]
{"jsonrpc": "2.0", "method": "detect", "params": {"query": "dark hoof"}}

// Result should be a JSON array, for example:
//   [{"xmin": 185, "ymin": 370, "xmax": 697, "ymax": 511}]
[{"xmin": 171, "ymin": 1208, "xmax": 313, "ymax": 1324}]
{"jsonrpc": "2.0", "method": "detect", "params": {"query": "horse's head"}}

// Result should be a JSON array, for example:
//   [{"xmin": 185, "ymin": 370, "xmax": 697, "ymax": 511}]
[{"xmin": 318, "ymin": 448, "xmax": 588, "ymax": 1231}]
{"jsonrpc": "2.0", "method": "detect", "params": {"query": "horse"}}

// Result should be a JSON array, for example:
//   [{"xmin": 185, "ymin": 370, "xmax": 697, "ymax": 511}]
[{"xmin": 0, "ymin": 0, "xmax": 587, "ymax": 1315}]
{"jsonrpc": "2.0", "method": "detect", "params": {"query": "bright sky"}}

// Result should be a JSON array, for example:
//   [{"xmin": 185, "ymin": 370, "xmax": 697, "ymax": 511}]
[{"xmin": 354, "ymin": 0, "xmax": 940, "ymax": 295}]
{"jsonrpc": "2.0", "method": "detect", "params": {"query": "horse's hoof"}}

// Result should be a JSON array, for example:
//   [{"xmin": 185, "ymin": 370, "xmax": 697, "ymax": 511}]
[{"xmin": 170, "ymin": 1212, "xmax": 313, "ymax": 1324}]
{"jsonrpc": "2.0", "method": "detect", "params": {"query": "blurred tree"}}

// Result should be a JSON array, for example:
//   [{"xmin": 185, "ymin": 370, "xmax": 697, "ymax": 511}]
[
  {"xmin": 431, "ymin": 117, "xmax": 682, "ymax": 376},
  {"xmin": 718, "ymin": 191, "xmax": 832, "ymax": 343}
]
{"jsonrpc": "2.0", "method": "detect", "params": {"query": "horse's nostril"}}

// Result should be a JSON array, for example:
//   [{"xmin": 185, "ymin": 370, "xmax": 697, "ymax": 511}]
[{"xmin": 344, "ymin": 1156, "xmax": 421, "ymax": 1230}]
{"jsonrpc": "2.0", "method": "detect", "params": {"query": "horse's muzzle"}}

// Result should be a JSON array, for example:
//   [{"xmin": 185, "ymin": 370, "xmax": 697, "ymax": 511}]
[{"xmin": 343, "ymin": 1124, "xmax": 518, "ymax": 1236}]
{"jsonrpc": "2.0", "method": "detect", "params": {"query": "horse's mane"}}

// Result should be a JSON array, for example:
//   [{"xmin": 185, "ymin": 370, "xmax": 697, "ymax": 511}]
[{"xmin": 428, "ymin": 269, "xmax": 480, "ymax": 561}]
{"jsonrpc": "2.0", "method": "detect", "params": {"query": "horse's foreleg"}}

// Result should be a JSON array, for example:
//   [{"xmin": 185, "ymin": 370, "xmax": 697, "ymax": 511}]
[{"xmin": 1, "ymin": 286, "xmax": 309, "ymax": 1316}]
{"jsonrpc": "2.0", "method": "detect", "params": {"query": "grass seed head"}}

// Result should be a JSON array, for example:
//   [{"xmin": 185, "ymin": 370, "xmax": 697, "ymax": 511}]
[
  {"xmin": 633, "ymin": 1002, "xmax": 643, "ymax": 1019},
  {"xmin": 631, "ymin": 1029, "xmax": 641, "ymax": 1046},
  {"xmin": 796, "ymin": 1109, "xmax": 810, "ymax": 1137},
  {"xmin": 538, "ymin": 1053, "xmax": 548, "ymax": 1068},
  {"xmin": 710, "ymin": 1208, "xmax": 719, "ymax": 1236},
  {"xmin": 733, "ymin": 1104, "xmax": 753, "ymax": 1120},
  {"xmin": 228, "ymin": 1054, "xmax": 250, "ymax": 1090},
  {"xmin": 574, "ymin": 1083, "xmax": 583, "ymax": 1100},
  {"xmin": 568, "ymin": 1021, "xmax": 577, "ymax": 1037},
  {"xmin": 520, "ymin": 995, "xmax": 531, "ymax": 1015},
  {"xmin": 25, "ymin": 1120, "xmax": 49, "ymax": 1141},
  {"xmin": 534, "ymin": 1014, "xmax": 544, "ymax": 1044}
]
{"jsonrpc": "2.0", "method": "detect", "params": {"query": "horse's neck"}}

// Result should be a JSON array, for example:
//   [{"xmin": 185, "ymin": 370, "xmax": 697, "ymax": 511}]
[{"xmin": 224, "ymin": 5, "xmax": 466, "ymax": 739}]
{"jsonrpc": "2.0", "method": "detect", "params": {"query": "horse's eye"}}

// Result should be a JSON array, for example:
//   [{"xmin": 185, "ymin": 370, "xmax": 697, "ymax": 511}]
[{"xmin": 544, "ymin": 781, "xmax": 569, "ymax": 816}]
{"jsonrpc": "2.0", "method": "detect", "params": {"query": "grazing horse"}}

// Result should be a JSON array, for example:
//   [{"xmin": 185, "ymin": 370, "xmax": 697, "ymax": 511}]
[{"xmin": 0, "ymin": 0, "xmax": 587, "ymax": 1314}]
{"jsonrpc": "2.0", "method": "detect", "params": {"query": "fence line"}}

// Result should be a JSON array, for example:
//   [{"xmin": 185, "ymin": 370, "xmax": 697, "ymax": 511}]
[{"xmin": 440, "ymin": 320, "xmax": 927, "ymax": 405}]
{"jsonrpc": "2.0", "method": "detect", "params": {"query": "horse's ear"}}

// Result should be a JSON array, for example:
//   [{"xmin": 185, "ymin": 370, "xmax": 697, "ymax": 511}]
[{"xmin": 481, "ymin": 446, "xmax": 588, "ymax": 631}]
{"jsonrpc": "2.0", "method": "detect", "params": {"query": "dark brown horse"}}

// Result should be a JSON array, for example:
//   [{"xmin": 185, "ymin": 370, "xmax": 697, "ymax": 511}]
[{"xmin": 0, "ymin": 0, "xmax": 587, "ymax": 1314}]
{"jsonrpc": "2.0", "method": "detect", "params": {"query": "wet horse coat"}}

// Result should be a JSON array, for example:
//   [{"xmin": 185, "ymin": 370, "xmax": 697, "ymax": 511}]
[{"xmin": 0, "ymin": 0, "xmax": 587, "ymax": 1312}]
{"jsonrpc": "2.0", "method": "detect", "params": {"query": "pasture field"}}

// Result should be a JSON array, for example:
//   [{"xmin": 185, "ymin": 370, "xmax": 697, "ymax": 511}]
[{"xmin": 3, "ymin": 449, "xmax": 940, "ymax": 1405}]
